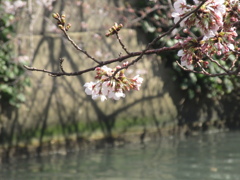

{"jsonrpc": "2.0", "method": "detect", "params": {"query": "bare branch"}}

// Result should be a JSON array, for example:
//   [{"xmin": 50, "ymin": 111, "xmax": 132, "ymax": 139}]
[
  {"xmin": 229, "ymin": 51, "xmax": 239, "ymax": 71},
  {"xmin": 196, "ymin": 62, "xmax": 209, "ymax": 74},
  {"xmin": 175, "ymin": 60, "xmax": 240, "ymax": 77},
  {"xmin": 25, "ymin": 0, "xmax": 240, "ymax": 80},
  {"xmin": 205, "ymin": 54, "xmax": 229, "ymax": 74},
  {"xmin": 112, "ymin": 1, "xmax": 207, "ymax": 76},
  {"xmin": 129, "ymin": 4, "xmax": 168, "ymax": 26},
  {"xmin": 24, "ymin": 45, "xmax": 181, "ymax": 77},
  {"xmin": 61, "ymin": 29, "xmax": 101, "ymax": 64},
  {"xmin": 115, "ymin": 32, "xmax": 130, "ymax": 55},
  {"xmin": 26, "ymin": 0, "xmax": 205, "ymax": 78},
  {"xmin": 59, "ymin": 58, "xmax": 65, "ymax": 73},
  {"xmin": 175, "ymin": 61, "xmax": 230, "ymax": 77}
]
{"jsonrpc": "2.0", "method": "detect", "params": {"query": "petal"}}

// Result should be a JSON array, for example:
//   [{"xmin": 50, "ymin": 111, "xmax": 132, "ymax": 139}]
[
  {"xmin": 100, "ymin": 95, "xmax": 107, "ymax": 101},
  {"xmin": 227, "ymin": 44, "xmax": 235, "ymax": 50},
  {"xmin": 177, "ymin": 50, "xmax": 184, "ymax": 57},
  {"xmin": 85, "ymin": 88, "xmax": 93, "ymax": 95}
]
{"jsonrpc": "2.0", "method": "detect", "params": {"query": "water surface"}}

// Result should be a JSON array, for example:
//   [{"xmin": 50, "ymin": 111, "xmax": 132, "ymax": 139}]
[{"xmin": 1, "ymin": 131, "xmax": 240, "ymax": 180}]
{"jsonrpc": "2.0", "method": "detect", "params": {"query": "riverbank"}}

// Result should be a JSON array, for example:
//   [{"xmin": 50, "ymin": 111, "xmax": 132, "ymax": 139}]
[{"xmin": 0, "ymin": 119, "xmax": 227, "ymax": 163}]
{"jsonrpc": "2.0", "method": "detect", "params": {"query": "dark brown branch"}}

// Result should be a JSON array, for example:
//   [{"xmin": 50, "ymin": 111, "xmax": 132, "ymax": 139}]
[
  {"xmin": 25, "ymin": 1, "xmax": 207, "ymax": 77},
  {"xmin": 24, "ymin": 45, "xmax": 181, "ymax": 77},
  {"xmin": 112, "ymin": 0, "xmax": 207, "ymax": 76}
]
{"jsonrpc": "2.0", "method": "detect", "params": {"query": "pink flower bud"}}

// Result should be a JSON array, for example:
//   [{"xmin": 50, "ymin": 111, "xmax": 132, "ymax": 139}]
[
  {"xmin": 175, "ymin": 35, "xmax": 182, "ymax": 40},
  {"xmin": 230, "ymin": 17, "xmax": 237, "ymax": 22},
  {"xmin": 95, "ymin": 67, "xmax": 101, "ymax": 71},
  {"xmin": 183, "ymin": 28, "xmax": 189, "ymax": 33},
  {"xmin": 217, "ymin": 51, "xmax": 222, "ymax": 56},
  {"xmin": 123, "ymin": 61, "xmax": 129, "ymax": 67}
]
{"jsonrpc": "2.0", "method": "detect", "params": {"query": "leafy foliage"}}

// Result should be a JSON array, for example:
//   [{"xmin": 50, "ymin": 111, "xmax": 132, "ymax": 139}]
[{"xmin": 0, "ymin": 4, "xmax": 30, "ymax": 108}]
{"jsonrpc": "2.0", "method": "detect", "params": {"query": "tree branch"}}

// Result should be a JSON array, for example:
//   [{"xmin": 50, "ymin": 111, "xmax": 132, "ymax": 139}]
[{"xmin": 24, "ymin": 45, "xmax": 181, "ymax": 77}]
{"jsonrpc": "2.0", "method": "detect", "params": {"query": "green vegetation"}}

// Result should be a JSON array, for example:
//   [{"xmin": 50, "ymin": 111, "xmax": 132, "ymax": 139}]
[
  {"xmin": 0, "ymin": 3, "xmax": 30, "ymax": 109},
  {"xmin": 0, "ymin": 117, "xmax": 157, "ymax": 147}
]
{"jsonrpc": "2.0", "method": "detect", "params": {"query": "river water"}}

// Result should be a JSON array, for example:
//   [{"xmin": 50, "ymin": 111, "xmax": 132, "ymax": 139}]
[{"xmin": 0, "ymin": 131, "xmax": 240, "ymax": 180}]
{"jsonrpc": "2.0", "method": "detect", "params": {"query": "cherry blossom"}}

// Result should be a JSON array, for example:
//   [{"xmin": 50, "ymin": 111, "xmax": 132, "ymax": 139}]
[
  {"xmin": 173, "ymin": 0, "xmax": 239, "ymax": 70},
  {"xmin": 3, "ymin": 0, "xmax": 26, "ymax": 14},
  {"xmin": 172, "ymin": 0, "xmax": 227, "ymax": 39},
  {"xmin": 83, "ymin": 63, "xmax": 143, "ymax": 101},
  {"xmin": 177, "ymin": 49, "xmax": 194, "ymax": 69},
  {"xmin": 36, "ymin": 0, "xmax": 56, "ymax": 11},
  {"xmin": 171, "ymin": 0, "xmax": 191, "ymax": 27}
]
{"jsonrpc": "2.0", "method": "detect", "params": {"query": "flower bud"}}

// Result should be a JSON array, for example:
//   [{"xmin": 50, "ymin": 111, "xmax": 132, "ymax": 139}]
[
  {"xmin": 95, "ymin": 67, "xmax": 101, "ymax": 71},
  {"xmin": 230, "ymin": 17, "xmax": 237, "ymax": 22},
  {"xmin": 199, "ymin": 40, "xmax": 205, "ymax": 45},
  {"xmin": 60, "ymin": 14, "xmax": 66, "ymax": 25},
  {"xmin": 174, "ymin": 35, "xmax": 182, "ymax": 40},
  {"xmin": 65, "ymin": 23, "xmax": 71, "ymax": 31},
  {"xmin": 52, "ymin": 13, "xmax": 59, "ymax": 19},
  {"xmin": 203, "ymin": 61, "xmax": 209, "ymax": 68},
  {"xmin": 123, "ymin": 61, "xmax": 129, "ymax": 67},
  {"xmin": 61, "ymin": 14, "xmax": 65, "ymax": 19},
  {"xmin": 183, "ymin": 28, "xmax": 189, "ymax": 34},
  {"xmin": 58, "ymin": 24, "xmax": 64, "ymax": 30},
  {"xmin": 217, "ymin": 51, "xmax": 222, "ymax": 56}
]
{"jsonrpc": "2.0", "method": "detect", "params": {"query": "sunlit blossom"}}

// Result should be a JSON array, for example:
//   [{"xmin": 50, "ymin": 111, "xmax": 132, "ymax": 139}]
[
  {"xmin": 177, "ymin": 50, "xmax": 193, "ymax": 69},
  {"xmin": 83, "ymin": 62, "xmax": 143, "ymax": 101},
  {"xmin": 173, "ymin": 0, "xmax": 239, "ymax": 70}
]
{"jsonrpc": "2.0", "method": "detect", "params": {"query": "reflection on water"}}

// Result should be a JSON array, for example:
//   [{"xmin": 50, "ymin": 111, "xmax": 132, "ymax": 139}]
[{"xmin": 1, "ymin": 131, "xmax": 240, "ymax": 180}]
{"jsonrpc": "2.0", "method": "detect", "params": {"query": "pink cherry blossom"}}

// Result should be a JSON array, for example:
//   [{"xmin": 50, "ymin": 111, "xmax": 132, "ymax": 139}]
[
  {"xmin": 83, "ymin": 62, "xmax": 143, "ymax": 101},
  {"xmin": 172, "ymin": 0, "xmax": 227, "ymax": 39},
  {"xmin": 177, "ymin": 50, "xmax": 193, "ymax": 69},
  {"xmin": 3, "ymin": 0, "xmax": 26, "ymax": 14}
]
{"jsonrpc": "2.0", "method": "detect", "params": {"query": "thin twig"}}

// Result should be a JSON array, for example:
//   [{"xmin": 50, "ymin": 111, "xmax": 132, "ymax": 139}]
[
  {"xmin": 129, "ymin": 4, "xmax": 168, "ymax": 26},
  {"xmin": 196, "ymin": 62, "xmax": 209, "ymax": 74},
  {"xmin": 205, "ymin": 54, "xmax": 229, "ymax": 74},
  {"xmin": 61, "ymin": 29, "xmax": 102, "ymax": 64},
  {"xmin": 175, "ymin": 61, "xmax": 232, "ymax": 77},
  {"xmin": 115, "ymin": 32, "xmax": 130, "ymax": 55},
  {"xmin": 59, "ymin": 58, "xmax": 65, "ymax": 73}
]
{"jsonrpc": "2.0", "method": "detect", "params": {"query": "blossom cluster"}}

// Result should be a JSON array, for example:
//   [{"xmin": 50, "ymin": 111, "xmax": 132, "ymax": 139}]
[
  {"xmin": 37, "ymin": 0, "xmax": 56, "ymax": 11},
  {"xmin": 84, "ymin": 63, "xmax": 143, "ymax": 101},
  {"xmin": 172, "ymin": 0, "xmax": 239, "ymax": 69},
  {"xmin": 3, "ymin": 0, "xmax": 26, "ymax": 14}
]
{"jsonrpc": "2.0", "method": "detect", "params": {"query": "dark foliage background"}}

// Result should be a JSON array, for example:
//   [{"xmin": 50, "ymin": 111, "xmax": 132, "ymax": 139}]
[{"xmin": 128, "ymin": 0, "xmax": 240, "ymax": 129}]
